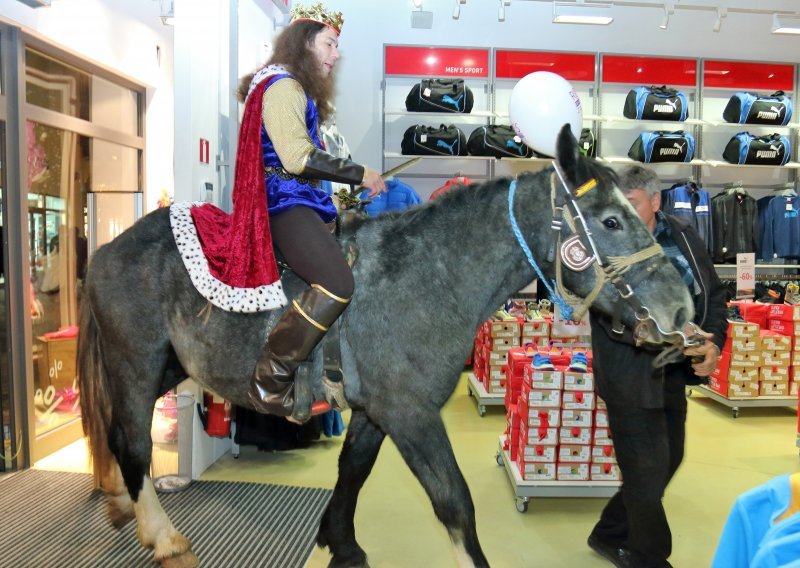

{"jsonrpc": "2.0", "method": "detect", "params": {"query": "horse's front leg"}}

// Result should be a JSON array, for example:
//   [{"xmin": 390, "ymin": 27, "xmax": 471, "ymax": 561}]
[
  {"xmin": 318, "ymin": 410, "xmax": 385, "ymax": 568},
  {"xmin": 373, "ymin": 402, "xmax": 489, "ymax": 568}
]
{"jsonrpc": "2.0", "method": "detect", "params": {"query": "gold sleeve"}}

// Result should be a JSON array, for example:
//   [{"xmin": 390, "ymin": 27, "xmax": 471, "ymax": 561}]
[{"xmin": 262, "ymin": 78, "xmax": 315, "ymax": 174}]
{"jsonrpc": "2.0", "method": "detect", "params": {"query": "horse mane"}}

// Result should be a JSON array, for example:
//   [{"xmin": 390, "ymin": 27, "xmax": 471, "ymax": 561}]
[{"xmin": 570, "ymin": 153, "xmax": 620, "ymax": 192}]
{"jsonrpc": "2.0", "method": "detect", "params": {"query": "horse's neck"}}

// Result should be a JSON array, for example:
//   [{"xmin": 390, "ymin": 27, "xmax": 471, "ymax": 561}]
[{"xmin": 361, "ymin": 178, "xmax": 550, "ymax": 329}]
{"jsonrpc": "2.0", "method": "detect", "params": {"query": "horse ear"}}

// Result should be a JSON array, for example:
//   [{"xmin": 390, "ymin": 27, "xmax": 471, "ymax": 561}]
[{"xmin": 555, "ymin": 124, "xmax": 581, "ymax": 185}]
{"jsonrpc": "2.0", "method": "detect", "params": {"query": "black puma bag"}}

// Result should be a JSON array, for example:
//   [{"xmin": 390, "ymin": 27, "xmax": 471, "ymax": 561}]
[
  {"xmin": 722, "ymin": 132, "xmax": 791, "ymax": 166},
  {"xmin": 401, "ymin": 124, "xmax": 468, "ymax": 156},
  {"xmin": 467, "ymin": 125, "xmax": 533, "ymax": 158},
  {"xmin": 405, "ymin": 79, "xmax": 474, "ymax": 113},
  {"xmin": 723, "ymin": 91, "xmax": 792, "ymax": 125},
  {"xmin": 623, "ymin": 85, "xmax": 688, "ymax": 121},
  {"xmin": 628, "ymin": 131, "xmax": 695, "ymax": 163}
]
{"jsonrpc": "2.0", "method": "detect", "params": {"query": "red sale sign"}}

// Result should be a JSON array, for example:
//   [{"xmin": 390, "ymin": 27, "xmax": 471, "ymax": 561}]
[{"xmin": 385, "ymin": 46, "xmax": 489, "ymax": 77}]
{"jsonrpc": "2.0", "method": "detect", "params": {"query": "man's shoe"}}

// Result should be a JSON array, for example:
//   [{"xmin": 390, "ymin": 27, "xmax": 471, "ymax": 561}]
[{"xmin": 587, "ymin": 534, "xmax": 672, "ymax": 568}]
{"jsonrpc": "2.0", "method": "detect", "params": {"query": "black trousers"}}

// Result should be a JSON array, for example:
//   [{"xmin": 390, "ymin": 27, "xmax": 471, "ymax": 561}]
[
  {"xmin": 591, "ymin": 376, "xmax": 687, "ymax": 567},
  {"xmin": 269, "ymin": 206, "xmax": 354, "ymax": 299}
]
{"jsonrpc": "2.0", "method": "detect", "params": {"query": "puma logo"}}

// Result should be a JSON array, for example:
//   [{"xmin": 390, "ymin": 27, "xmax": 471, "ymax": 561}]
[
  {"xmin": 506, "ymin": 139, "xmax": 526, "ymax": 154},
  {"xmin": 653, "ymin": 99, "xmax": 679, "ymax": 113},
  {"xmin": 659, "ymin": 142, "xmax": 686, "ymax": 157},
  {"xmin": 436, "ymin": 138, "xmax": 459, "ymax": 154},
  {"xmin": 441, "ymin": 93, "xmax": 464, "ymax": 111},
  {"xmin": 756, "ymin": 144, "xmax": 782, "ymax": 160},
  {"xmin": 756, "ymin": 105, "xmax": 785, "ymax": 121}
]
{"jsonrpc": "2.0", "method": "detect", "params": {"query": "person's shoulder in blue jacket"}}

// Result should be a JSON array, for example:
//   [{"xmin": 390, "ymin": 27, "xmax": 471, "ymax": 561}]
[{"xmin": 359, "ymin": 179, "xmax": 422, "ymax": 216}]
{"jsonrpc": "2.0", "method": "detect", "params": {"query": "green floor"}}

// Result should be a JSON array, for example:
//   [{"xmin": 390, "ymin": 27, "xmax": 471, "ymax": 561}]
[{"xmin": 201, "ymin": 373, "xmax": 800, "ymax": 567}]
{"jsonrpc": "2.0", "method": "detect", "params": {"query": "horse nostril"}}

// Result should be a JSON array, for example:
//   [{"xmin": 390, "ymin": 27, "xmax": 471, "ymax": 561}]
[{"xmin": 674, "ymin": 307, "xmax": 688, "ymax": 330}]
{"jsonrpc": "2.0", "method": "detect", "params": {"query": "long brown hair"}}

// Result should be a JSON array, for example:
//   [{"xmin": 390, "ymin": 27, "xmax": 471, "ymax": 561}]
[{"xmin": 237, "ymin": 21, "xmax": 336, "ymax": 124}]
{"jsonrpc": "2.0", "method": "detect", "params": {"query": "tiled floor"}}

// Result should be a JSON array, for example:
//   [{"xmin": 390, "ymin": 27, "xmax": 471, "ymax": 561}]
[{"xmin": 36, "ymin": 374, "xmax": 800, "ymax": 567}]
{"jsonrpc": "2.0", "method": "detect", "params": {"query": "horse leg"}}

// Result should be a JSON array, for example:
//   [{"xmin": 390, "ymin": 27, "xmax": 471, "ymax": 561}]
[
  {"xmin": 373, "ymin": 404, "xmax": 489, "ymax": 568},
  {"xmin": 318, "ymin": 410, "xmax": 385, "ymax": 568},
  {"xmin": 97, "ymin": 459, "xmax": 134, "ymax": 528}
]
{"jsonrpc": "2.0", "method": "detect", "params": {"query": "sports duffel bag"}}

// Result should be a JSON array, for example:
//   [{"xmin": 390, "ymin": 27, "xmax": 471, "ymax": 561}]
[
  {"xmin": 623, "ymin": 85, "xmax": 688, "ymax": 121},
  {"xmin": 405, "ymin": 78, "xmax": 474, "ymax": 113},
  {"xmin": 401, "ymin": 124, "xmax": 468, "ymax": 156},
  {"xmin": 467, "ymin": 125, "xmax": 533, "ymax": 158},
  {"xmin": 628, "ymin": 131, "xmax": 695, "ymax": 163},
  {"xmin": 722, "ymin": 132, "xmax": 791, "ymax": 166},
  {"xmin": 723, "ymin": 91, "xmax": 792, "ymax": 125}
]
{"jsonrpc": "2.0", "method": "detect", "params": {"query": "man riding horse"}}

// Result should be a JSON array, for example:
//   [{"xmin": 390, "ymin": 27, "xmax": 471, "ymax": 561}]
[{"xmin": 190, "ymin": 2, "xmax": 385, "ymax": 419}]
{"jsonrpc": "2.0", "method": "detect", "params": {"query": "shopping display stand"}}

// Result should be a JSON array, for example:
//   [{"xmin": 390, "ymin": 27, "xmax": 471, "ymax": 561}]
[
  {"xmin": 495, "ymin": 435, "xmax": 620, "ymax": 513},
  {"xmin": 687, "ymin": 385, "xmax": 797, "ymax": 419},
  {"xmin": 466, "ymin": 373, "xmax": 504, "ymax": 417}
]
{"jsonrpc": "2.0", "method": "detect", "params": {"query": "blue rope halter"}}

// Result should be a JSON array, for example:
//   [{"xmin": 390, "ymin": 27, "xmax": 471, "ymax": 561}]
[{"xmin": 507, "ymin": 179, "xmax": 574, "ymax": 321}]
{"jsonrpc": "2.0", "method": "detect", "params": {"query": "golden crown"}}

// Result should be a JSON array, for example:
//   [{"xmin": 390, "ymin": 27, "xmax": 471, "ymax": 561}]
[{"xmin": 291, "ymin": 2, "xmax": 344, "ymax": 34}]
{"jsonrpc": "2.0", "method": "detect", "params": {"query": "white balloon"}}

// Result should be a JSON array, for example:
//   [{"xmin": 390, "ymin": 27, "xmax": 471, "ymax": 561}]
[{"xmin": 508, "ymin": 71, "xmax": 583, "ymax": 158}]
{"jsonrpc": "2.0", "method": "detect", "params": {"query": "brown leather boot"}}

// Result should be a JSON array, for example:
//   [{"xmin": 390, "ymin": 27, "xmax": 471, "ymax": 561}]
[{"xmin": 248, "ymin": 284, "xmax": 350, "ymax": 417}]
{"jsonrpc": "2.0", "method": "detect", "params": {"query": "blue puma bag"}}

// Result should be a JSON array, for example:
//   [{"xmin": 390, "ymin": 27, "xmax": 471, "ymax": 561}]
[
  {"xmin": 406, "ymin": 78, "xmax": 474, "ymax": 113},
  {"xmin": 628, "ymin": 131, "xmax": 695, "ymax": 163},
  {"xmin": 623, "ymin": 85, "xmax": 688, "ymax": 121},
  {"xmin": 723, "ymin": 91, "xmax": 792, "ymax": 125},
  {"xmin": 723, "ymin": 132, "xmax": 791, "ymax": 166},
  {"xmin": 401, "ymin": 124, "xmax": 468, "ymax": 156}
]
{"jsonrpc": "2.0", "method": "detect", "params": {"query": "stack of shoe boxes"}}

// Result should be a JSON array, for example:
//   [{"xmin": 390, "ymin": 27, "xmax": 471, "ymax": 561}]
[
  {"xmin": 759, "ymin": 330, "xmax": 792, "ymax": 396},
  {"xmin": 766, "ymin": 303, "xmax": 800, "ymax": 397},
  {"xmin": 521, "ymin": 318, "xmax": 550, "ymax": 350},
  {"xmin": 485, "ymin": 320, "xmax": 520, "ymax": 394},
  {"xmin": 709, "ymin": 320, "xmax": 761, "ymax": 398},
  {"xmin": 508, "ymin": 355, "xmax": 620, "ymax": 482}
]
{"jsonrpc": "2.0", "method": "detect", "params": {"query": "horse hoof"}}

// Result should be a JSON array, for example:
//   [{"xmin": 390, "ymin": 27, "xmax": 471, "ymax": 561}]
[{"xmin": 159, "ymin": 550, "xmax": 199, "ymax": 568}]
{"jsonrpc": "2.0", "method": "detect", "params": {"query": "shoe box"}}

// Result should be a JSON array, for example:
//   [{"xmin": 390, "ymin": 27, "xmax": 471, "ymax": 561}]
[
  {"xmin": 563, "ymin": 371, "xmax": 594, "ymax": 392},
  {"xmin": 523, "ymin": 367, "xmax": 564, "ymax": 390},
  {"xmin": 590, "ymin": 463, "xmax": 622, "ymax": 482},
  {"xmin": 557, "ymin": 462, "xmax": 590, "ymax": 481},
  {"xmin": 766, "ymin": 303, "xmax": 800, "ymax": 322}
]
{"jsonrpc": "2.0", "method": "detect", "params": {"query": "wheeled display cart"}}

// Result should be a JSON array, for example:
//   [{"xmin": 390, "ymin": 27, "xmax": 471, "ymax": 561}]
[
  {"xmin": 495, "ymin": 435, "xmax": 620, "ymax": 513},
  {"xmin": 687, "ymin": 385, "xmax": 797, "ymax": 419},
  {"xmin": 466, "ymin": 373, "xmax": 505, "ymax": 417}
]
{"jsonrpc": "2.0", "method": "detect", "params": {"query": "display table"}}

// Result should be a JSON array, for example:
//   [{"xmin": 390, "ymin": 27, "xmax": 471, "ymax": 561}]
[
  {"xmin": 687, "ymin": 385, "xmax": 797, "ymax": 419},
  {"xmin": 496, "ymin": 435, "xmax": 620, "ymax": 513},
  {"xmin": 466, "ymin": 373, "xmax": 504, "ymax": 417}
]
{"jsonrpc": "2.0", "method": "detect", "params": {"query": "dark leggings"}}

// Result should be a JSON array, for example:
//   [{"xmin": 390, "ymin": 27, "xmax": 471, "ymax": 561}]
[{"xmin": 269, "ymin": 206, "xmax": 354, "ymax": 299}]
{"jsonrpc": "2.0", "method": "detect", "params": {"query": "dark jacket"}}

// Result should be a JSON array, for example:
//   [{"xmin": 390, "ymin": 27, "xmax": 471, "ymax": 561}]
[{"xmin": 590, "ymin": 214, "xmax": 728, "ymax": 408}]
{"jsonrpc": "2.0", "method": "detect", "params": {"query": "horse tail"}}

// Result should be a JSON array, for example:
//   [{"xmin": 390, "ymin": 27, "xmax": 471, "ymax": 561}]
[{"xmin": 77, "ymin": 294, "xmax": 114, "ymax": 483}]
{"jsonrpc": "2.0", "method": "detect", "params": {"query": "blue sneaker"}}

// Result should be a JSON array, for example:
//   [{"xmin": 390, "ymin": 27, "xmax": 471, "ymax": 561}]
[
  {"xmin": 569, "ymin": 351, "xmax": 589, "ymax": 373},
  {"xmin": 532, "ymin": 353, "xmax": 555, "ymax": 371}
]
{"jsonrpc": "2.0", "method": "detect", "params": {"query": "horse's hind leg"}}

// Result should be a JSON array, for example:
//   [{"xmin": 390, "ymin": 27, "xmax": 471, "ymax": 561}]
[
  {"xmin": 97, "ymin": 459, "xmax": 134, "ymax": 528},
  {"xmin": 318, "ymin": 410, "xmax": 385, "ymax": 568},
  {"xmin": 373, "ymin": 403, "xmax": 489, "ymax": 568},
  {"xmin": 104, "ymin": 358, "xmax": 198, "ymax": 568}
]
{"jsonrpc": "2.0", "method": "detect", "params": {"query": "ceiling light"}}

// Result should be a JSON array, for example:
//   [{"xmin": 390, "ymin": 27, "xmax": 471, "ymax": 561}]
[
  {"xmin": 659, "ymin": 2, "xmax": 674, "ymax": 30},
  {"xmin": 453, "ymin": 0, "xmax": 460, "ymax": 19},
  {"xmin": 16, "ymin": 0, "xmax": 51, "ymax": 7},
  {"xmin": 712, "ymin": 6, "xmax": 727, "ymax": 33},
  {"xmin": 772, "ymin": 13, "xmax": 800, "ymax": 35},
  {"xmin": 553, "ymin": 1, "xmax": 614, "ymax": 26},
  {"xmin": 498, "ymin": 0, "xmax": 506, "ymax": 21},
  {"xmin": 160, "ymin": 0, "xmax": 174, "ymax": 25},
  {"xmin": 412, "ymin": 0, "xmax": 422, "ymax": 7}
]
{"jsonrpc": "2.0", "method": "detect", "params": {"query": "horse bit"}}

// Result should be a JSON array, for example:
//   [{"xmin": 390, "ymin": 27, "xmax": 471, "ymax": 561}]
[{"xmin": 508, "ymin": 162, "xmax": 704, "ymax": 367}]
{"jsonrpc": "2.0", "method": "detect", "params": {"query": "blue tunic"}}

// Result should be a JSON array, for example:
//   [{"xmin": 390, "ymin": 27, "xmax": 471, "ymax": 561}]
[{"xmin": 261, "ymin": 74, "xmax": 337, "ymax": 223}]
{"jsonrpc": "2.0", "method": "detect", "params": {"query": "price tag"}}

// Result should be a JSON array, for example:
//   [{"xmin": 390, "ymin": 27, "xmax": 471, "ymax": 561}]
[{"xmin": 736, "ymin": 252, "xmax": 755, "ymax": 299}]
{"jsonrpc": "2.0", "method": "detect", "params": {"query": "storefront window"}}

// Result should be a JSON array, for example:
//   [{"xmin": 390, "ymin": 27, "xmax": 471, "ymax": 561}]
[
  {"xmin": 27, "ymin": 121, "xmax": 88, "ymax": 437},
  {"xmin": 0, "ymin": 121, "xmax": 10, "ymax": 472},
  {"xmin": 25, "ymin": 49, "xmax": 90, "ymax": 120}
]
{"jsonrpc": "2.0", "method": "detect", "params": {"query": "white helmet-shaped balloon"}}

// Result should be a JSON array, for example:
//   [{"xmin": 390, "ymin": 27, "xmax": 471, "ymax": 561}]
[{"xmin": 509, "ymin": 71, "xmax": 583, "ymax": 158}]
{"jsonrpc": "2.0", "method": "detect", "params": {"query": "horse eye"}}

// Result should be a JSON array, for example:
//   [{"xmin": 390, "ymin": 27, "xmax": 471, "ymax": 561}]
[{"xmin": 603, "ymin": 217, "xmax": 621, "ymax": 230}]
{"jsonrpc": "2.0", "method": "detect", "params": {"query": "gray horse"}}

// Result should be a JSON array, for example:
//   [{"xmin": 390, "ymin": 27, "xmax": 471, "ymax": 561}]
[{"xmin": 78, "ymin": 127, "xmax": 694, "ymax": 567}]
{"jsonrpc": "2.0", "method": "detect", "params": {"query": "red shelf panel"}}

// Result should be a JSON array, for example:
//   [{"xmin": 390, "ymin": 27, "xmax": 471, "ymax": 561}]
[
  {"xmin": 495, "ymin": 50, "xmax": 595, "ymax": 81},
  {"xmin": 384, "ymin": 46, "xmax": 489, "ymax": 78},
  {"xmin": 602, "ymin": 55, "xmax": 697, "ymax": 87},
  {"xmin": 703, "ymin": 60, "xmax": 794, "ymax": 92}
]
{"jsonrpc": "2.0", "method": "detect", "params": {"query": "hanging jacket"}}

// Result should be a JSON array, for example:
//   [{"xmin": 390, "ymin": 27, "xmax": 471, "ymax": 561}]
[
  {"xmin": 358, "ymin": 179, "xmax": 422, "ymax": 216},
  {"xmin": 759, "ymin": 195, "xmax": 800, "ymax": 260},
  {"xmin": 710, "ymin": 190, "xmax": 758, "ymax": 264},
  {"xmin": 661, "ymin": 182, "xmax": 713, "ymax": 254}
]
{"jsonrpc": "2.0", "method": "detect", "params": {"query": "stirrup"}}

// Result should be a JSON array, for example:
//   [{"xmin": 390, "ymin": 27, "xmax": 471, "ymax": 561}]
[
  {"xmin": 322, "ymin": 376, "xmax": 349, "ymax": 410},
  {"xmin": 286, "ymin": 401, "xmax": 332, "ymax": 425}
]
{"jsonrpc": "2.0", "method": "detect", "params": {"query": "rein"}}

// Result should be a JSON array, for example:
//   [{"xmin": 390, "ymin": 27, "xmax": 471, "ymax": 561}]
[{"xmin": 508, "ymin": 164, "xmax": 698, "ymax": 349}]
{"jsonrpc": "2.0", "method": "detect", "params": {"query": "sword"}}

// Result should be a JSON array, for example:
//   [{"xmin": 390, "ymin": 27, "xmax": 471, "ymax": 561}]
[{"xmin": 381, "ymin": 157, "xmax": 421, "ymax": 180}]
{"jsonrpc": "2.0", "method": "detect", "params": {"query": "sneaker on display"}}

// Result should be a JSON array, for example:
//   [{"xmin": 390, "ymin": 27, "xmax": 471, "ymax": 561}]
[
  {"xmin": 532, "ymin": 353, "xmax": 555, "ymax": 371},
  {"xmin": 568, "ymin": 351, "xmax": 589, "ymax": 373},
  {"xmin": 538, "ymin": 299, "xmax": 552, "ymax": 316},
  {"xmin": 727, "ymin": 305, "xmax": 745, "ymax": 322},
  {"xmin": 786, "ymin": 282, "xmax": 800, "ymax": 305},
  {"xmin": 506, "ymin": 299, "xmax": 528, "ymax": 318}
]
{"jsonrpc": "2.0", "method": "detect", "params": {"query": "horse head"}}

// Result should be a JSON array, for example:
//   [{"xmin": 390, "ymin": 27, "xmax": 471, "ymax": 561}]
[{"xmin": 515, "ymin": 125, "xmax": 695, "ymax": 347}]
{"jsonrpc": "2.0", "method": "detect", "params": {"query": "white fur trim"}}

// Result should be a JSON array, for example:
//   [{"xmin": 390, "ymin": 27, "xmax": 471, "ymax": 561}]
[
  {"xmin": 170, "ymin": 202, "xmax": 288, "ymax": 313},
  {"xmin": 248, "ymin": 64, "xmax": 289, "ymax": 97}
]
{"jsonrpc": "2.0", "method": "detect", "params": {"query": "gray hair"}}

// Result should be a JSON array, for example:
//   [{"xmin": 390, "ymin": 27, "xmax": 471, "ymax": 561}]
[{"xmin": 616, "ymin": 165, "xmax": 661, "ymax": 197}]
